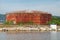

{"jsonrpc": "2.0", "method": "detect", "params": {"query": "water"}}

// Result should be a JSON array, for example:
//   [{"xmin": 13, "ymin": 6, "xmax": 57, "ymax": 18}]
[{"xmin": 0, "ymin": 31, "xmax": 60, "ymax": 40}]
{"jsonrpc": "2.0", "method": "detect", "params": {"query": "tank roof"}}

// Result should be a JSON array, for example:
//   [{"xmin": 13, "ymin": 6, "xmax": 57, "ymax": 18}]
[{"xmin": 6, "ymin": 10, "xmax": 51, "ymax": 15}]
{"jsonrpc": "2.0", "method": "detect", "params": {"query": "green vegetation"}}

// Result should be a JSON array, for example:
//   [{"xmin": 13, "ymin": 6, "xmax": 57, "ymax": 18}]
[
  {"xmin": 17, "ymin": 21, "xmax": 33, "ymax": 26},
  {"xmin": 4, "ymin": 21, "xmax": 14, "ymax": 25},
  {"xmin": 3, "ymin": 20, "xmax": 34, "ymax": 26},
  {"xmin": 48, "ymin": 16, "xmax": 60, "ymax": 25},
  {"xmin": 17, "ymin": 22, "xmax": 24, "ymax": 26},
  {"xmin": 26, "ymin": 21, "xmax": 33, "ymax": 25}
]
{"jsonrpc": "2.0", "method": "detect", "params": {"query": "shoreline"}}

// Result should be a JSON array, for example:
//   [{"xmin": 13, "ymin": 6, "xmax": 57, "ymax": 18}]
[
  {"xmin": 0, "ymin": 24, "xmax": 60, "ymax": 32},
  {"xmin": 0, "ymin": 27, "xmax": 60, "ymax": 32}
]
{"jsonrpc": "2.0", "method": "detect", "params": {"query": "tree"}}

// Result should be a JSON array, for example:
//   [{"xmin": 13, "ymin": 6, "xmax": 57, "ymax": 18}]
[{"xmin": 48, "ymin": 16, "xmax": 60, "ymax": 25}]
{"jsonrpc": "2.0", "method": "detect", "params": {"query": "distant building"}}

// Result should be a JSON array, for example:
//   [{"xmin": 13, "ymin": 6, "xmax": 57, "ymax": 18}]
[{"xmin": 6, "ymin": 10, "xmax": 52, "ymax": 25}]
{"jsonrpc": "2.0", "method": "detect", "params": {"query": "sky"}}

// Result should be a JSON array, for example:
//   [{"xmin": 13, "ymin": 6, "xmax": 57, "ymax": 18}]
[{"xmin": 0, "ymin": 0, "xmax": 60, "ymax": 16}]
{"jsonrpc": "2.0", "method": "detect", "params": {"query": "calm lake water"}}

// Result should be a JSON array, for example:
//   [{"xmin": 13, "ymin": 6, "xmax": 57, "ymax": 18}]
[{"xmin": 0, "ymin": 31, "xmax": 60, "ymax": 40}]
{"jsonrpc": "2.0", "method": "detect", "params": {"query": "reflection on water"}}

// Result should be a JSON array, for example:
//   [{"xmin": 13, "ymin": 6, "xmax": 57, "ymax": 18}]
[
  {"xmin": 51, "ymin": 31, "xmax": 57, "ymax": 40},
  {"xmin": 0, "ymin": 31, "xmax": 60, "ymax": 40}
]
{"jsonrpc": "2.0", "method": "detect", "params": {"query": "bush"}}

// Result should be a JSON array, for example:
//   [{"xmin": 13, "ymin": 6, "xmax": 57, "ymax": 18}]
[
  {"xmin": 26, "ymin": 21, "xmax": 33, "ymax": 25},
  {"xmin": 4, "ymin": 21, "xmax": 14, "ymax": 25},
  {"xmin": 17, "ymin": 21, "xmax": 34, "ymax": 26},
  {"xmin": 17, "ymin": 22, "xmax": 24, "ymax": 26}
]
